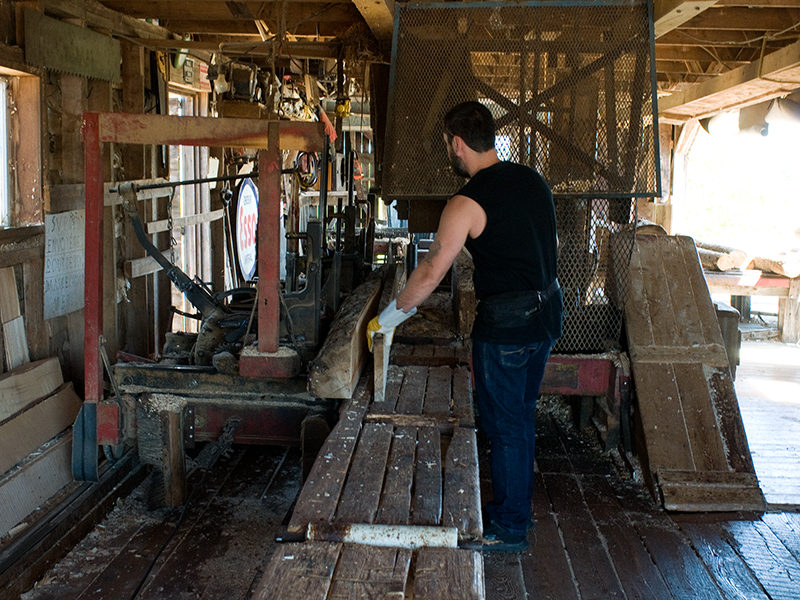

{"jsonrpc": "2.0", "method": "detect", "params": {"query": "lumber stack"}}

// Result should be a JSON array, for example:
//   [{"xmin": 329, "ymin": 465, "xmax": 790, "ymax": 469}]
[{"xmin": 0, "ymin": 357, "xmax": 79, "ymax": 538}]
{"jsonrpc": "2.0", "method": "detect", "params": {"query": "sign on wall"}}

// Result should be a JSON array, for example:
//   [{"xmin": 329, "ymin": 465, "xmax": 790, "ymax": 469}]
[{"xmin": 44, "ymin": 210, "xmax": 85, "ymax": 320}]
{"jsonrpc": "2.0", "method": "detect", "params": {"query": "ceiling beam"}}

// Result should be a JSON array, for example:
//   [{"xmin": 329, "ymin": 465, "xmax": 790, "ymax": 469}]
[
  {"xmin": 679, "ymin": 6, "xmax": 800, "ymax": 30},
  {"xmin": 654, "ymin": 0, "xmax": 719, "ymax": 38},
  {"xmin": 658, "ymin": 35, "xmax": 800, "ymax": 120},
  {"xmin": 41, "ymin": 0, "xmax": 171, "ymax": 38},
  {"xmin": 351, "ymin": 0, "xmax": 394, "ymax": 41},
  {"xmin": 124, "ymin": 37, "xmax": 340, "ymax": 59}
]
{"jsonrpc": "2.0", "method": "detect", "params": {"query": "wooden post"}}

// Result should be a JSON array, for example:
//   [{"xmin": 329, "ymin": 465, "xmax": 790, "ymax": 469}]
[
  {"xmin": 161, "ymin": 407, "xmax": 186, "ymax": 507},
  {"xmin": 257, "ymin": 123, "xmax": 281, "ymax": 353},
  {"xmin": 779, "ymin": 278, "xmax": 800, "ymax": 344}
]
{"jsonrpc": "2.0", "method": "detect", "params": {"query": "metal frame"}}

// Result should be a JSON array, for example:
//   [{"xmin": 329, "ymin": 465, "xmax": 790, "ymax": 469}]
[{"xmin": 82, "ymin": 112, "xmax": 324, "ymax": 444}]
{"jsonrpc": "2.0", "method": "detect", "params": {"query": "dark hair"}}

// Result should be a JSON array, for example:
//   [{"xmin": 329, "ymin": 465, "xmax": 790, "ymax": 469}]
[{"xmin": 443, "ymin": 101, "xmax": 496, "ymax": 153}]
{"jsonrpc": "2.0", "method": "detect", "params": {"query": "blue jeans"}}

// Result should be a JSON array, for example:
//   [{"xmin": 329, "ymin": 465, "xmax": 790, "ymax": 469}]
[{"xmin": 473, "ymin": 338, "xmax": 554, "ymax": 536}]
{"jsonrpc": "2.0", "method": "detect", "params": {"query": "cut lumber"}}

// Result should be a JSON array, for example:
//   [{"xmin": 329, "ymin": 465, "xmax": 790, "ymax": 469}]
[
  {"xmin": 413, "ymin": 547, "xmax": 486, "ymax": 600},
  {"xmin": 694, "ymin": 240, "xmax": 748, "ymax": 269},
  {"xmin": 3, "ymin": 315, "xmax": 30, "ymax": 371},
  {"xmin": 253, "ymin": 542, "xmax": 341, "ymax": 600},
  {"xmin": 697, "ymin": 248, "xmax": 734, "ymax": 272},
  {"xmin": 749, "ymin": 253, "xmax": 800, "ymax": 279},
  {"xmin": 374, "ymin": 263, "xmax": 406, "ymax": 403},
  {"xmin": 657, "ymin": 469, "xmax": 765, "ymax": 512},
  {"xmin": 308, "ymin": 268, "xmax": 384, "ymax": 399},
  {"xmin": 0, "ymin": 382, "xmax": 82, "ymax": 476},
  {"xmin": 442, "ymin": 427, "xmax": 482, "ymax": 540},
  {"xmin": 0, "ymin": 267, "xmax": 21, "ymax": 324},
  {"xmin": 0, "ymin": 358, "xmax": 64, "ymax": 422},
  {"xmin": 0, "ymin": 431, "xmax": 74, "ymax": 538}
]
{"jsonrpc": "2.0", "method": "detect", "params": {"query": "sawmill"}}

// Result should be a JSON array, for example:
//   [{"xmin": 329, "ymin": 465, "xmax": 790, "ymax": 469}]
[{"xmin": 1, "ymin": 0, "xmax": 800, "ymax": 598}]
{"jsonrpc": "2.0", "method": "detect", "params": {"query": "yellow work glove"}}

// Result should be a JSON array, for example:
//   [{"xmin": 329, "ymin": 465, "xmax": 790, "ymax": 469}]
[{"xmin": 366, "ymin": 299, "xmax": 417, "ymax": 352}]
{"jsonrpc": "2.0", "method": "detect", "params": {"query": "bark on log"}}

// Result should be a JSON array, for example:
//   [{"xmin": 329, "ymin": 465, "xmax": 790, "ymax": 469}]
[
  {"xmin": 308, "ymin": 268, "xmax": 385, "ymax": 399},
  {"xmin": 697, "ymin": 247, "xmax": 735, "ymax": 272},
  {"xmin": 749, "ymin": 254, "xmax": 800, "ymax": 279},
  {"xmin": 695, "ymin": 240, "xmax": 748, "ymax": 269}
]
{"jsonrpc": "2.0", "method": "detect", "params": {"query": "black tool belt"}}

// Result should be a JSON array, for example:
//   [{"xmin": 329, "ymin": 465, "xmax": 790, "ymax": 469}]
[{"xmin": 478, "ymin": 280, "xmax": 560, "ymax": 328}]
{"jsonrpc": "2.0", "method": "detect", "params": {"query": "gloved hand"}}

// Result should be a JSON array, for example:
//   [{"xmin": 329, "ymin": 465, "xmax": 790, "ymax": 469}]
[{"xmin": 366, "ymin": 299, "xmax": 417, "ymax": 352}]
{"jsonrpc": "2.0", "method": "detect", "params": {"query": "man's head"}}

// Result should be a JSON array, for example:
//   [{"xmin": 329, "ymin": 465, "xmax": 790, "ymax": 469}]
[{"xmin": 443, "ymin": 101, "xmax": 496, "ymax": 153}]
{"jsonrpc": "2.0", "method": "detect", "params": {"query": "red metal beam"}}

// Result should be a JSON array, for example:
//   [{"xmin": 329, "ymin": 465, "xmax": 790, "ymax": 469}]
[{"xmin": 83, "ymin": 112, "xmax": 104, "ymax": 404}]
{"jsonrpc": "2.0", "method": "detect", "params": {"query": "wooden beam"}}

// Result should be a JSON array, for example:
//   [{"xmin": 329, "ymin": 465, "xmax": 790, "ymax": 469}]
[
  {"xmin": 654, "ymin": 0, "xmax": 718, "ymax": 38},
  {"xmin": 677, "ymin": 6, "xmax": 800, "ymax": 30},
  {"xmin": 0, "ymin": 358, "xmax": 63, "ymax": 422},
  {"xmin": 658, "ymin": 36, "xmax": 800, "ymax": 119},
  {"xmin": 96, "ymin": 113, "xmax": 324, "ymax": 151},
  {"xmin": 352, "ymin": 0, "xmax": 394, "ymax": 42},
  {"xmin": 40, "ymin": 0, "xmax": 171, "ymax": 39},
  {"xmin": 123, "ymin": 37, "xmax": 341, "ymax": 59}
]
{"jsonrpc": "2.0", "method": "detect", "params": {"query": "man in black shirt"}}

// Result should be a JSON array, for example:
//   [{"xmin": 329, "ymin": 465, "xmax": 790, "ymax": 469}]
[{"xmin": 368, "ymin": 101, "xmax": 562, "ymax": 552}]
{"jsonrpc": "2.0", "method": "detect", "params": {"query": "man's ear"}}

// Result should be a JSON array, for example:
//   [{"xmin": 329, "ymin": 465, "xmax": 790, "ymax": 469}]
[{"xmin": 450, "ymin": 135, "xmax": 465, "ymax": 154}]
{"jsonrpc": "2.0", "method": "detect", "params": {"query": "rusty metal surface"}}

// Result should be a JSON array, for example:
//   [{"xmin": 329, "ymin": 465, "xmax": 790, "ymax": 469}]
[{"xmin": 24, "ymin": 9, "xmax": 121, "ymax": 83}]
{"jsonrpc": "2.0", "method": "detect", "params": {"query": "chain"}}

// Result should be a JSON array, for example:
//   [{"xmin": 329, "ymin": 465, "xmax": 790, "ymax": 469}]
[{"xmin": 167, "ymin": 186, "xmax": 177, "ymax": 263}]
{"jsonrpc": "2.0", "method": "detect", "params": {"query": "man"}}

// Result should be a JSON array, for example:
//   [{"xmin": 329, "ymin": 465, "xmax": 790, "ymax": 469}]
[{"xmin": 368, "ymin": 101, "xmax": 562, "ymax": 552}]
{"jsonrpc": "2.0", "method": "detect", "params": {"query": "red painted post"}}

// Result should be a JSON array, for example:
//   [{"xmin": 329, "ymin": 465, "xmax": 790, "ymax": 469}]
[
  {"xmin": 257, "ymin": 122, "xmax": 281, "ymax": 352},
  {"xmin": 83, "ymin": 113, "xmax": 104, "ymax": 403}
]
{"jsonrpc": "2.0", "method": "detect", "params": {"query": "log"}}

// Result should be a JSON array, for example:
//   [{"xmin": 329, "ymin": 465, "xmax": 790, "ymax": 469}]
[
  {"xmin": 695, "ymin": 240, "xmax": 748, "ymax": 269},
  {"xmin": 749, "ymin": 253, "xmax": 800, "ymax": 279},
  {"xmin": 308, "ymin": 268, "xmax": 385, "ymax": 399},
  {"xmin": 0, "ymin": 358, "xmax": 64, "ymax": 422},
  {"xmin": 697, "ymin": 247, "xmax": 734, "ymax": 272}
]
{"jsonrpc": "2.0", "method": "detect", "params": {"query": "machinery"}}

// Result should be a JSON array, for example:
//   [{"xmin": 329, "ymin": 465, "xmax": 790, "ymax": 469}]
[{"xmin": 75, "ymin": 114, "xmax": 375, "ymax": 498}]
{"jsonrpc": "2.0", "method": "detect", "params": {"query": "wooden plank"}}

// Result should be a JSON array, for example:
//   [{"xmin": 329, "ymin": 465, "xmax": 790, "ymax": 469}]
[
  {"xmin": 334, "ymin": 422, "xmax": 393, "ymax": 524},
  {"xmin": 522, "ymin": 480, "xmax": 579, "ymax": 598},
  {"xmin": 0, "ymin": 357, "xmax": 64, "ymax": 422},
  {"xmin": 373, "ymin": 333, "xmax": 391, "ymax": 404},
  {"xmin": 145, "ymin": 208, "xmax": 224, "ymax": 234},
  {"xmin": 288, "ymin": 385, "xmax": 370, "ymax": 533},
  {"xmin": 634, "ymin": 518, "xmax": 726, "ymax": 600},
  {"xmin": 658, "ymin": 470, "xmax": 765, "ymax": 512},
  {"xmin": 662, "ymin": 236, "xmax": 709, "ymax": 347},
  {"xmin": 442, "ymin": 427, "xmax": 482, "ymax": 539},
  {"xmin": 483, "ymin": 554, "xmax": 526, "ymax": 600},
  {"xmin": 376, "ymin": 427, "xmax": 417, "ymax": 525},
  {"xmin": 723, "ymin": 520, "xmax": 800, "ymax": 600},
  {"xmin": 2, "ymin": 316, "xmax": 30, "ymax": 371},
  {"xmin": 0, "ymin": 431, "xmax": 73, "ymax": 537},
  {"xmin": 423, "ymin": 366, "xmax": 452, "ymax": 416},
  {"xmin": 762, "ymin": 513, "xmax": 800, "ymax": 563},
  {"xmin": 654, "ymin": 0, "xmax": 718, "ymax": 37},
  {"xmin": 413, "ymin": 547, "xmax": 485, "ymax": 600},
  {"xmin": 253, "ymin": 542, "xmax": 341, "ymax": 600},
  {"xmin": 123, "ymin": 255, "xmax": 162, "ymax": 279},
  {"xmin": 0, "ymin": 382, "xmax": 82, "ymax": 475},
  {"xmin": 412, "ymin": 427, "xmax": 442, "ymax": 526},
  {"xmin": 0, "ymin": 267, "xmax": 20, "ymax": 324},
  {"xmin": 579, "ymin": 474, "xmax": 675, "ymax": 600},
  {"xmin": 680, "ymin": 521, "xmax": 772, "ymax": 600},
  {"xmin": 542, "ymin": 473, "xmax": 626, "ymax": 599},
  {"xmin": 639, "ymin": 235, "xmax": 681, "ymax": 348},
  {"xmin": 451, "ymin": 366, "xmax": 475, "ymax": 428},
  {"xmin": 673, "ymin": 363, "xmax": 729, "ymax": 472},
  {"xmin": 161, "ymin": 408, "xmax": 186, "ymax": 507},
  {"xmin": 631, "ymin": 362, "xmax": 697, "ymax": 471},
  {"xmin": 309, "ymin": 270, "xmax": 383, "ymax": 399},
  {"xmin": 394, "ymin": 365, "xmax": 427, "ymax": 415},
  {"xmin": 328, "ymin": 544, "xmax": 412, "ymax": 599}
]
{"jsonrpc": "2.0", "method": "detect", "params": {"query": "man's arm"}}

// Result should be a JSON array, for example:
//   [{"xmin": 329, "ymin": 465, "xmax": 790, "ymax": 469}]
[{"xmin": 395, "ymin": 194, "xmax": 485, "ymax": 312}]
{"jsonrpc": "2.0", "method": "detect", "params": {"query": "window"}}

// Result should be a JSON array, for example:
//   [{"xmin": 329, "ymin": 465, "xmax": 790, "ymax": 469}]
[{"xmin": 0, "ymin": 77, "xmax": 9, "ymax": 227}]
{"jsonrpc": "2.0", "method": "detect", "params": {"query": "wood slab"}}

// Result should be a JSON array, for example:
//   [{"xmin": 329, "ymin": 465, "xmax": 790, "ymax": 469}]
[
  {"xmin": 0, "ymin": 267, "xmax": 21, "ymax": 324},
  {"xmin": 0, "ymin": 357, "xmax": 64, "ymax": 422},
  {"xmin": 253, "ymin": 542, "xmax": 341, "ymax": 600},
  {"xmin": 3, "ymin": 316, "xmax": 30, "ymax": 371},
  {"xmin": 625, "ymin": 235, "xmax": 764, "ymax": 511},
  {"xmin": 327, "ymin": 544, "xmax": 412, "ymax": 599},
  {"xmin": 442, "ymin": 427, "xmax": 482, "ymax": 540},
  {"xmin": 0, "ymin": 382, "xmax": 82, "ymax": 475},
  {"xmin": 288, "ymin": 379, "xmax": 371, "ymax": 532},
  {"xmin": 413, "ymin": 547, "xmax": 486, "ymax": 600},
  {"xmin": 0, "ymin": 431, "xmax": 73, "ymax": 537},
  {"xmin": 308, "ymin": 269, "xmax": 383, "ymax": 399}
]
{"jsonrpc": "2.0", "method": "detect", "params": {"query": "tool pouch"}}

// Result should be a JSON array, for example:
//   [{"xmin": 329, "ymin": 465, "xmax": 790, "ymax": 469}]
[{"xmin": 478, "ymin": 280, "xmax": 560, "ymax": 328}]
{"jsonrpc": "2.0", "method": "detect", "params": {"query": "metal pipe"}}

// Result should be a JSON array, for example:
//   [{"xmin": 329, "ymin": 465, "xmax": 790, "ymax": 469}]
[{"xmin": 109, "ymin": 173, "xmax": 251, "ymax": 194}]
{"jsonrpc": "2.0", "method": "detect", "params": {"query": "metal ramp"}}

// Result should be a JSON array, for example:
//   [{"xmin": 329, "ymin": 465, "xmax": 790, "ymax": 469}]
[{"xmin": 625, "ymin": 234, "xmax": 766, "ymax": 512}]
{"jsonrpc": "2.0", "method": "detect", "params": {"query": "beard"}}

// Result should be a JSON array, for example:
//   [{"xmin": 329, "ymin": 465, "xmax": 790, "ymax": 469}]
[{"xmin": 447, "ymin": 144, "xmax": 470, "ymax": 178}]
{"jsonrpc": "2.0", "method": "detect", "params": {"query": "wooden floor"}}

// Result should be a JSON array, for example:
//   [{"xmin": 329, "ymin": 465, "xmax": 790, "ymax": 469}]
[
  {"xmin": 736, "ymin": 340, "xmax": 800, "ymax": 508},
  {"xmin": 15, "ymin": 339, "xmax": 800, "ymax": 600}
]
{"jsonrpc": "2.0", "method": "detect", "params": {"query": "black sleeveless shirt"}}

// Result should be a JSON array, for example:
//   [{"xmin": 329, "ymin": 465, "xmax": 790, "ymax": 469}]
[{"xmin": 461, "ymin": 161, "xmax": 563, "ymax": 344}]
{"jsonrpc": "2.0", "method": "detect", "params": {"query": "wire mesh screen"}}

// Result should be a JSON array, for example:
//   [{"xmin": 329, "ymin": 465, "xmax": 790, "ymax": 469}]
[
  {"xmin": 554, "ymin": 197, "xmax": 634, "ymax": 353},
  {"xmin": 384, "ymin": 0, "xmax": 659, "ymax": 198}
]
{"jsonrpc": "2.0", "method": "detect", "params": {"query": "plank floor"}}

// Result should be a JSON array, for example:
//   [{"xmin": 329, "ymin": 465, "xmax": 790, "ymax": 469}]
[
  {"xmin": 15, "ymin": 341, "xmax": 800, "ymax": 600},
  {"xmin": 735, "ymin": 340, "xmax": 800, "ymax": 508}
]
